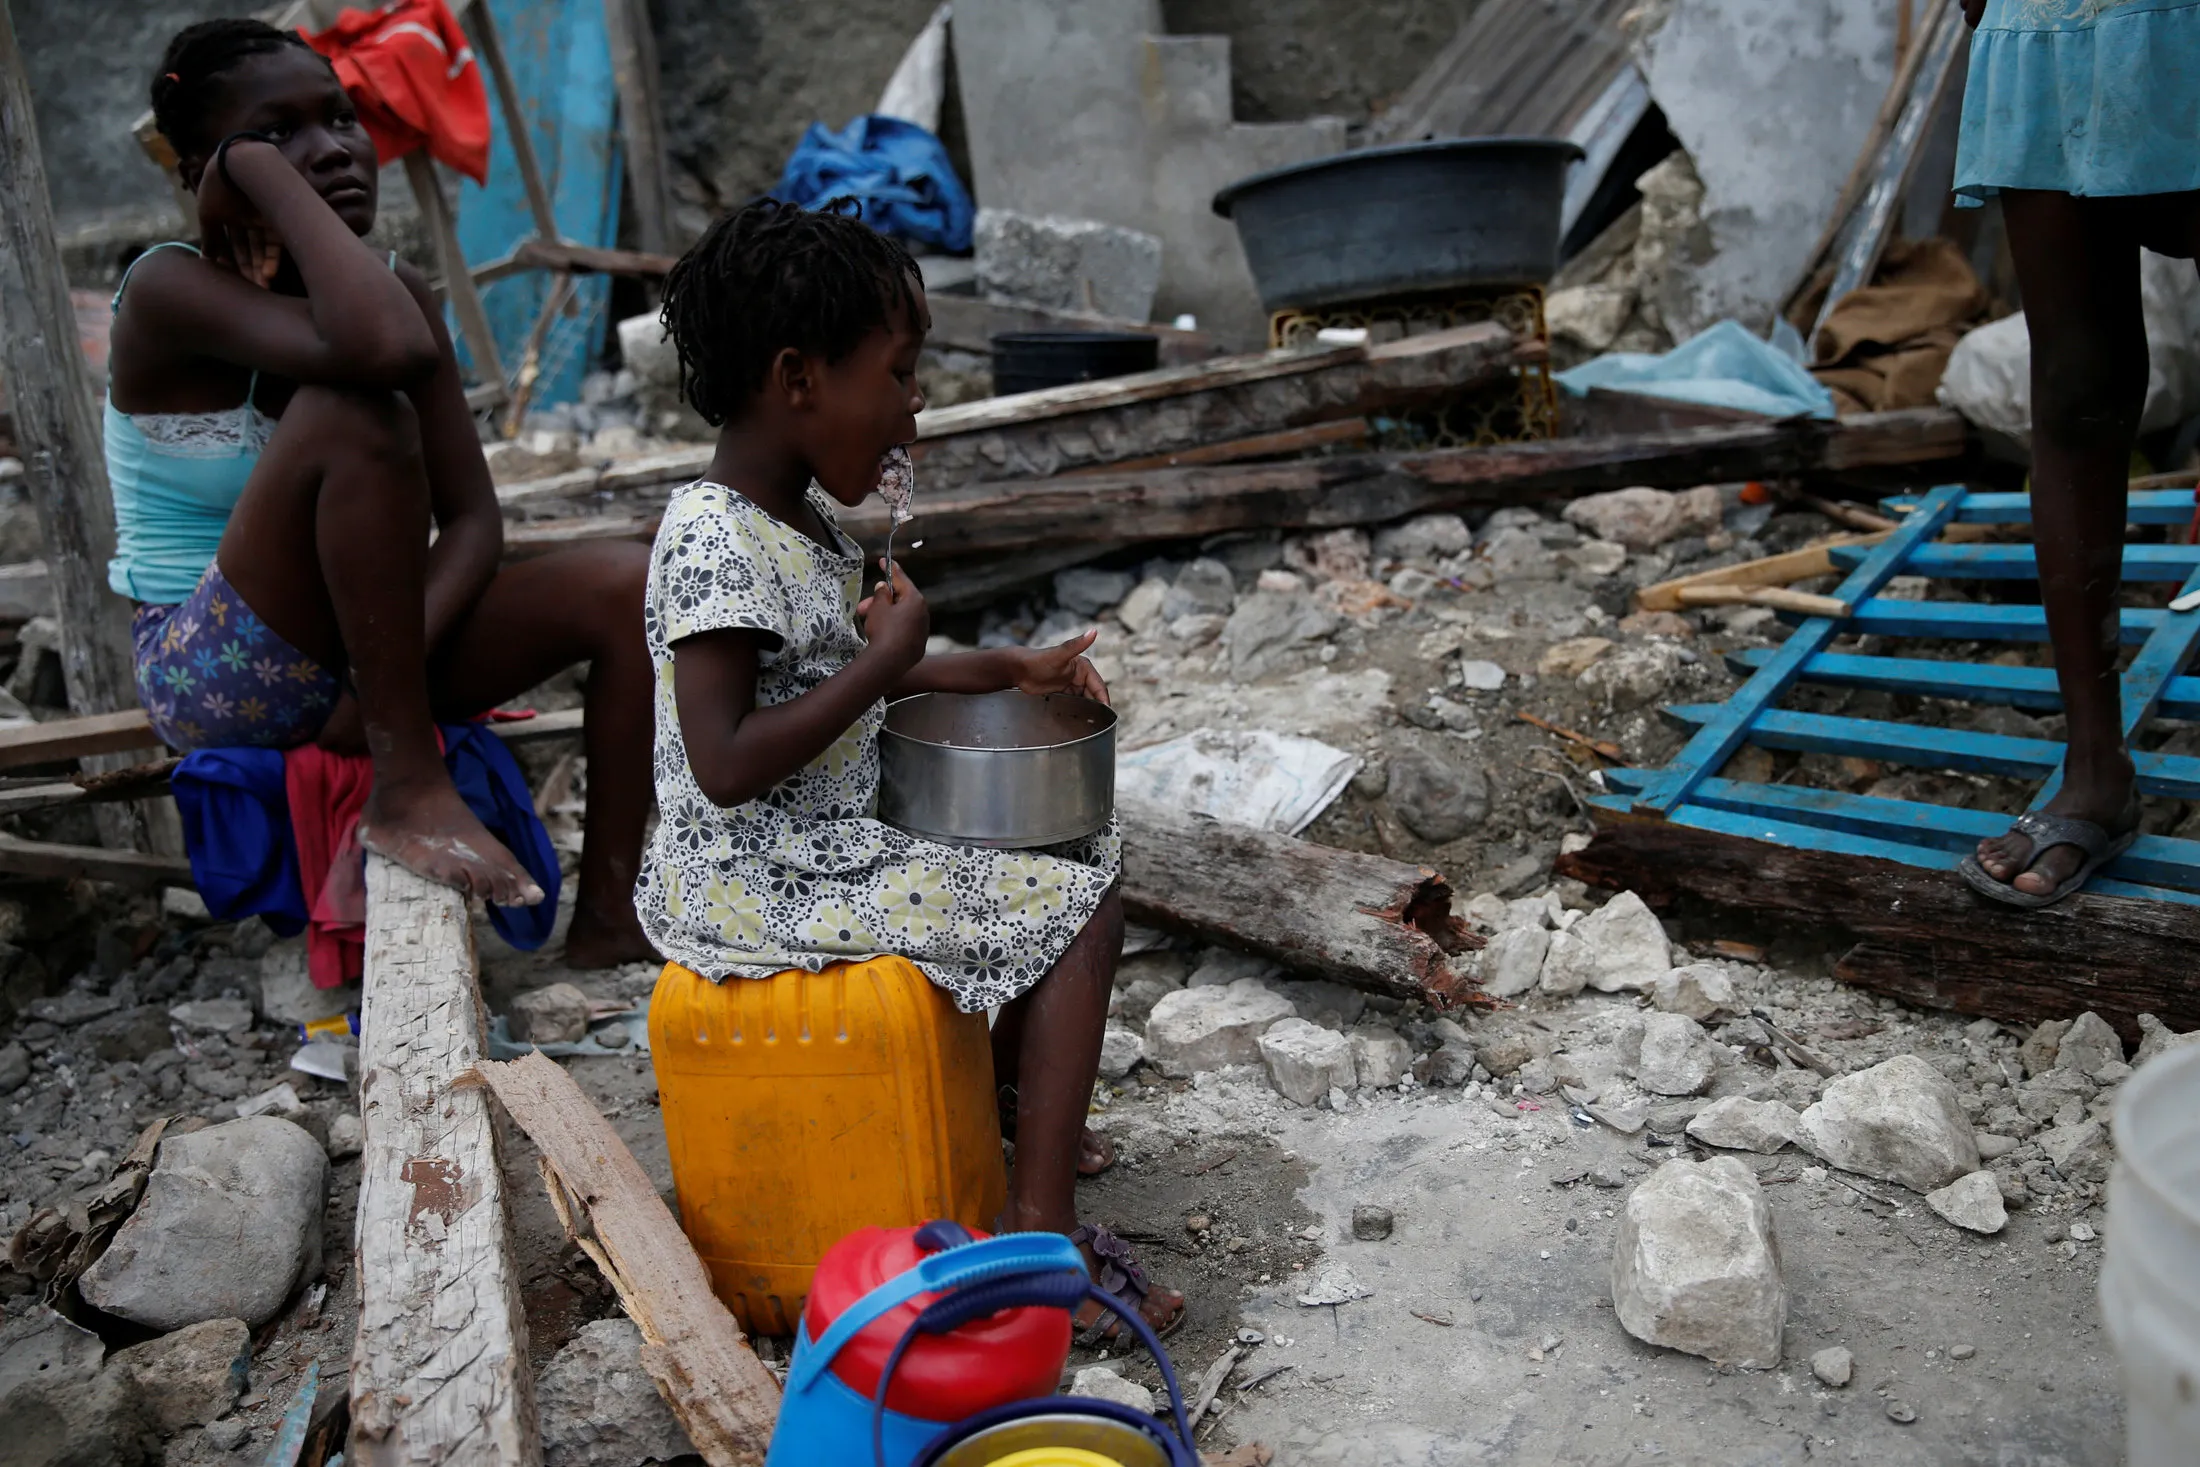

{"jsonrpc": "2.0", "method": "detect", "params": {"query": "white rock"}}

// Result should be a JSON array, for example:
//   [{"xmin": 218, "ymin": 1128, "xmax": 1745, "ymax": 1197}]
[
  {"xmin": 1565, "ymin": 487, "xmax": 1684, "ymax": 550},
  {"xmin": 1373, "ymin": 514, "xmax": 1473, "ymax": 566},
  {"xmin": 1349, "ymin": 1025, "xmax": 1413, "ymax": 1089},
  {"xmin": 1686, "ymin": 1097, "xmax": 1803, "ymax": 1154},
  {"xmin": 1260, "ymin": 1018, "xmax": 1358, "ymax": 1106},
  {"xmin": 1610, "ymin": 1155, "xmax": 1786, "ymax": 1368},
  {"xmin": 1797, "ymin": 1055, "xmax": 1981, "ymax": 1194},
  {"xmin": 1141, "ymin": 979, "xmax": 1295, "ymax": 1078},
  {"xmin": 1097, "ymin": 1025, "xmax": 1144, "ymax": 1081},
  {"xmin": 538, "ymin": 1318, "xmax": 693, "ymax": 1467},
  {"xmin": 510, "ymin": 982, "xmax": 592, "ymax": 1045},
  {"xmin": 2037, "ymin": 1118, "xmax": 2113, "ymax": 1184},
  {"xmin": 1634, "ymin": 1013, "xmax": 1722, "ymax": 1096},
  {"xmin": 160, "ymin": 887, "xmax": 210, "ymax": 921},
  {"xmin": 1071, "ymin": 1365, "xmax": 1155, "ymax": 1415},
  {"xmin": 1925, "ymin": 1171, "xmax": 2008, "ymax": 1234},
  {"xmin": 324, "ymin": 1111, "xmax": 364, "ymax": 1161},
  {"xmin": 1810, "ymin": 1345, "xmax": 1853, "ymax": 1388},
  {"xmin": 110, "ymin": 1317, "xmax": 250, "ymax": 1431},
  {"xmin": 1457, "ymin": 891, "xmax": 1511, "ymax": 932},
  {"xmin": 1478, "ymin": 925, "xmax": 1550, "ymax": 999},
  {"xmin": 79, "ymin": 1117, "xmax": 327, "ymax": 1330},
  {"xmin": 1573, "ymin": 891, "xmax": 1672, "ymax": 992},
  {"xmin": 1456, "ymin": 660, "xmax": 1506, "ymax": 691},
  {"xmin": 2134, "ymin": 1013, "xmax": 2200, "ymax": 1067},
  {"xmin": 234, "ymin": 1082, "xmax": 303, "ymax": 1119},
  {"xmin": 1116, "ymin": 578, "xmax": 1170, "ymax": 636},
  {"xmin": 1650, "ymin": 964, "xmax": 1740, "ymax": 1021},
  {"xmin": 2053, "ymin": 1011, "xmax": 2124, "ymax": 1080},
  {"xmin": 1537, "ymin": 927, "xmax": 1597, "ymax": 997},
  {"xmin": 168, "ymin": 998, "xmax": 253, "ymax": 1035},
  {"xmin": 1579, "ymin": 641, "xmax": 1688, "ymax": 711}
]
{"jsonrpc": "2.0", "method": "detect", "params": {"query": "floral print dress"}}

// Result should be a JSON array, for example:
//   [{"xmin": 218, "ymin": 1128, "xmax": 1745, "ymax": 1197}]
[{"xmin": 633, "ymin": 481, "xmax": 1120, "ymax": 1012}]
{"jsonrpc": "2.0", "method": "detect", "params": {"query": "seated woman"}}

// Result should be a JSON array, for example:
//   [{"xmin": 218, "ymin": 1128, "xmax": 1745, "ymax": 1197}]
[{"xmin": 110, "ymin": 19, "xmax": 655, "ymax": 966}]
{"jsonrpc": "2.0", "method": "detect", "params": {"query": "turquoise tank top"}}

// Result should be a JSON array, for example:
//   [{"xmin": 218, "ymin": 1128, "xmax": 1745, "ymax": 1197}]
[{"xmin": 104, "ymin": 242, "xmax": 272, "ymax": 606}]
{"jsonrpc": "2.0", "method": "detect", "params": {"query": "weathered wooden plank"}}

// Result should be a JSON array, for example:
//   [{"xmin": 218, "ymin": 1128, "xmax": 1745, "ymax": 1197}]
[
  {"xmin": 1634, "ymin": 536, "xmax": 1883, "ymax": 612},
  {"xmin": 1119, "ymin": 798, "xmax": 1484, "ymax": 1009},
  {"xmin": 923, "ymin": 294, "xmax": 1215, "ymax": 364},
  {"xmin": 1557, "ymin": 815, "xmax": 2200, "ymax": 1039},
  {"xmin": 350, "ymin": 854, "xmax": 538, "ymax": 1467},
  {"xmin": 0, "ymin": 832, "xmax": 191, "ymax": 887},
  {"xmin": 0, "ymin": 6, "xmax": 164, "ymax": 853},
  {"xmin": 467, "ymin": 1053, "xmax": 779, "ymax": 1466}
]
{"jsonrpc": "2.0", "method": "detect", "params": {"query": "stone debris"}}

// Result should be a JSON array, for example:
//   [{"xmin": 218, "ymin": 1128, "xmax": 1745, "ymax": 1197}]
[
  {"xmin": 1259, "ymin": 1018, "xmax": 1357, "ymax": 1106},
  {"xmin": 1797, "ymin": 1055, "xmax": 1981, "ymax": 1195},
  {"xmin": 2036, "ymin": 1118, "xmax": 2112, "ymax": 1185},
  {"xmin": 109, "ymin": 1317, "xmax": 250, "ymax": 1432},
  {"xmin": 2134, "ymin": 1013, "xmax": 2199, "ymax": 1066},
  {"xmin": 510, "ymin": 982, "xmax": 593, "ymax": 1045},
  {"xmin": 1809, "ymin": 1346, "xmax": 1853, "ymax": 1389},
  {"xmin": 1072, "ymin": 1365, "xmax": 1157, "ymax": 1415},
  {"xmin": 1610, "ymin": 1155, "xmax": 1785, "ymax": 1369},
  {"xmin": 1477, "ymin": 925, "xmax": 1550, "ymax": 999},
  {"xmin": 1536, "ymin": 927, "xmax": 1597, "ymax": 998},
  {"xmin": 1650, "ymin": 964, "xmax": 1740, "ymax": 1021},
  {"xmin": 1564, "ymin": 487, "xmax": 1688, "ymax": 551},
  {"xmin": 1349, "ymin": 1026, "xmax": 1412, "ymax": 1090},
  {"xmin": 974, "ymin": 207, "xmax": 1164, "ymax": 323},
  {"xmin": 1570, "ymin": 891, "xmax": 1672, "ymax": 992},
  {"xmin": 2018, "ymin": 1019, "xmax": 2067, "ymax": 1079},
  {"xmin": 167, "ymin": 998, "xmax": 253, "ymax": 1036},
  {"xmin": 1630, "ymin": 1012, "xmax": 1722, "ymax": 1097},
  {"xmin": 325, "ymin": 1110, "xmax": 365, "ymax": 1161},
  {"xmin": 536, "ymin": 1318, "xmax": 694, "ymax": 1467},
  {"xmin": 1098, "ymin": 1024, "xmax": 1146, "ymax": 1081},
  {"xmin": 1296, "ymin": 1264, "xmax": 1372, "ymax": 1307},
  {"xmin": 79, "ymin": 1116, "xmax": 328, "ymax": 1330},
  {"xmin": 2052, "ymin": 1010, "xmax": 2124, "ymax": 1080},
  {"xmin": 1385, "ymin": 746, "xmax": 1490, "ymax": 844},
  {"xmin": 1143, "ymin": 979, "xmax": 1296, "ymax": 1078},
  {"xmin": 1924, "ymin": 1171, "xmax": 2008, "ymax": 1235},
  {"xmin": 1686, "ymin": 1096, "xmax": 1802, "ymax": 1154},
  {"xmin": 1352, "ymin": 1204, "xmax": 1395, "ymax": 1241}
]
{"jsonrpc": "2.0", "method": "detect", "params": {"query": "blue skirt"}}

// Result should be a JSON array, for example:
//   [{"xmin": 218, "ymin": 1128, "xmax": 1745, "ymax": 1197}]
[{"xmin": 1955, "ymin": 0, "xmax": 2200, "ymax": 206}]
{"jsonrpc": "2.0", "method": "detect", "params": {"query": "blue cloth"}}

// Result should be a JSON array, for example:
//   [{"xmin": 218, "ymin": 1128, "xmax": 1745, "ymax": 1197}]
[
  {"xmin": 104, "ymin": 243, "xmax": 268, "ymax": 605},
  {"xmin": 1955, "ymin": 0, "xmax": 2200, "ymax": 207},
  {"xmin": 773, "ymin": 115, "xmax": 974, "ymax": 253},
  {"xmin": 1554, "ymin": 320, "xmax": 1839, "ymax": 420},
  {"xmin": 171, "ymin": 723, "xmax": 562, "ymax": 951}
]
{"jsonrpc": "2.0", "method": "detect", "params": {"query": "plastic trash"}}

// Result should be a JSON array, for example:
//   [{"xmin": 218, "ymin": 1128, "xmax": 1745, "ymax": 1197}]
[
  {"xmin": 1940, "ymin": 249, "xmax": 2200, "ymax": 453},
  {"xmin": 774, "ymin": 114, "xmax": 974, "ymax": 254},
  {"xmin": 1555, "ymin": 319, "xmax": 1838, "ymax": 420},
  {"xmin": 2103, "ymin": 1043, "xmax": 2200, "ymax": 1466},
  {"xmin": 1115, "ymin": 728, "xmax": 1361, "ymax": 835}
]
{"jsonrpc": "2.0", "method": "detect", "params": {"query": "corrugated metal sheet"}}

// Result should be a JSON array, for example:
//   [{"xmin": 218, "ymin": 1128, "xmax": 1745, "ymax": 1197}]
[{"xmin": 1363, "ymin": 0, "xmax": 1639, "ymax": 147}]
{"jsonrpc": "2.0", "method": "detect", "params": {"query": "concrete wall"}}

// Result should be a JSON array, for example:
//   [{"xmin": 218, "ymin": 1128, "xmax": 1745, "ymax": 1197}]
[{"xmin": 1161, "ymin": 0, "xmax": 1486, "ymax": 126}]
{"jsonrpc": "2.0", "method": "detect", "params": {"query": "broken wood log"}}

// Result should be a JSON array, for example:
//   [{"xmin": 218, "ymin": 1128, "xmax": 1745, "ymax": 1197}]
[
  {"xmin": 910, "ymin": 323, "xmax": 1531, "ymax": 485},
  {"xmin": 0, "ymin": 830, "xmax": 190, "ymax": 887},
  {"xmin": 349, "ymin": 854, "xmax": 537, "ymax": 1466},
  {"xmin": 1118, "ymin": 797, "xmax": 1484, "ymax": 1008},
  {"xmin": 465, "ymin": 1052, "xmax": 780, "ymax": 1467},
  {"xmin": 1555, "ymin": 817, "xmax": 2200, "ymax": 1040},
  {"xmin": 1058, "ymin": 417, "xmax": 1370, "ymax": 477}
]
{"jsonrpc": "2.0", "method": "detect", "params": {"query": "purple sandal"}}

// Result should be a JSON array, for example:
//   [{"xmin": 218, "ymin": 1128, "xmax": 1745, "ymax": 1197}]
[{"xmin": 1069, "ymin": 1223, "xmax": 1185, "ymax": 1343}]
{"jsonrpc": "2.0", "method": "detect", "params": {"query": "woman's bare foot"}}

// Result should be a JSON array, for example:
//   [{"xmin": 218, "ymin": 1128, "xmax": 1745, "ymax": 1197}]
[
  {"xmin": 563, "ymin": 904, "xmax": 659, "ymax": 969},
  {"xmin": 1974, "ymin": 763, "xmax": 2137, "ymax": 897},
  {"xmin": 1078, "ymin": 1128, "xmax": 1115, "ymax": 1177},
  {"xmin": 359, "ymin": 778, "xmax": 543, "ymax": 906}
]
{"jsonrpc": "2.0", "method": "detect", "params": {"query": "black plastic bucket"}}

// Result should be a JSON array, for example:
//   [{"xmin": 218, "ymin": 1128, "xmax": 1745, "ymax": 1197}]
[
  {"xmin": 1212, "ymin": 137, "xmax": 1586, "ymax": 312},
  {"xmin": 990, "ymin": 331, "xmax": 1160, "ymax": 397}
]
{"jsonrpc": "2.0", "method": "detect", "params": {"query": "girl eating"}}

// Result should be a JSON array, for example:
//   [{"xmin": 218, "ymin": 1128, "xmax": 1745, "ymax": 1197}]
[
  {"xmin": 638, "ymin": 198, "xmax": 1183, "ymax": 1338},
  {"xmin": 111, "ymin": 19, "xmax": 655, "ymax": 965}
]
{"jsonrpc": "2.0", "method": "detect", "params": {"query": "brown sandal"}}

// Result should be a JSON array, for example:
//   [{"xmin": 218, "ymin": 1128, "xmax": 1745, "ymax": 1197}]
[{"xmin": 1069, "ymin": 1223, "xmax": 1185, "ymax": 1343}]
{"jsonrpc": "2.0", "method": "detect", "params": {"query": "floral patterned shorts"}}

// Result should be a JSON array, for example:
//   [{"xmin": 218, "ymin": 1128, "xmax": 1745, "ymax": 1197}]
[{"xmin": 132, "ymin": 562, "xmax": 341, "ymax": 751}]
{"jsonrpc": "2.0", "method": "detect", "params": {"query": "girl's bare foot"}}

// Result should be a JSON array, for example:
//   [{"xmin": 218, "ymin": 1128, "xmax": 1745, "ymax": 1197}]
[
  {"xmin": 359, "ymin": 778, "xmax": 543, "ymax": 906},
  {"xmin": 563, "ymin": 904, "xmax": 660, "ymax": 969}
]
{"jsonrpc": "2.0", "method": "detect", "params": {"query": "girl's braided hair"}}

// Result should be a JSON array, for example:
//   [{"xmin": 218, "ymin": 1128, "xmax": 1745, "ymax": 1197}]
[
  {"xmin": 659, "ymin": 197, "xmax": 921, "ymax": 426},
  {"xmin": 150, "ymin": 18, "xmax": 326, "ymax": 157}
]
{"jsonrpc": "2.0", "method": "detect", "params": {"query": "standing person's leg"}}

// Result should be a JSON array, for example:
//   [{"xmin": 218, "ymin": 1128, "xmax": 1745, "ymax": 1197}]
[
  {"xmin": 421, "ymin": 541, "xmax": 659, "ymax": 967},
  {"xmin": 215, "ymin": 385, "xmax": 540, "ymax": 903},
  {"xmin": 1973, "ymin": 191, "xmax": 2148, "ymax": 897},
  {"xmin": 993, "ymin": 888, "xmax": 1184, "ymax": 1334}
]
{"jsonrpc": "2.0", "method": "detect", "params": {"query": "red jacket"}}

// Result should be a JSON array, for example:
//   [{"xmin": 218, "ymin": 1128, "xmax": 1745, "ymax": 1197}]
[{"xmin": 304, "ymin": 0, "xmax": 490, "ymax": 184}]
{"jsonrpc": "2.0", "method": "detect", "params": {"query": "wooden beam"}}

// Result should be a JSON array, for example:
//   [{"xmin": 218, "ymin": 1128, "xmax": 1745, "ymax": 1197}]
[
  {"xmin": 0, "ymin": 6, "xmax": 165, "ymax": 854},
  {"xmin": 350, "ymin": 854, "xmax": 538, "ymax": 1466},
  {"xmin": 913, "ymin": 324, "xmax": 1530, "ymax": 486},
  {"xmin": 0, "ymin": 832, "xmax": 190, "ymax": 888},
  {"xmin": 1119, "ymin": 798, "xmax": 1485, "ymax": 1009},
  {"xmin": 405, "ymin": 152, "xmax": 508, "ymax": 404},
  {"xmin": 1635, "ymin": 535, "xmax": 1884, "ymax": 613},
  {"xmin": 1057, "ymin": 418, "xmax": 1370, "ymax": 477},
  {"xmin": 473, "ymin": 238, "xmax": 677, "ymax": 287},
  {"xmin": 1556, "ymin": 817, "xmax": 2200, "ymax": 1041},
  {"xmin": 467, "ymin": 1053, "xmax": 779, "ymax": 1465},
  {"xmin": 599, "ymin": 0, "xmax": 672, "ymax": 257}
]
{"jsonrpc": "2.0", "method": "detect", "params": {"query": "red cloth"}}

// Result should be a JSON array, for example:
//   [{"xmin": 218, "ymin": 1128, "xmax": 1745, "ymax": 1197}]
[
  {"xmin": 303, "ymin": 0, "xmax": 490, "ymax": 184},
  {"xmin": 282, "ymin": 745, "xmax": 374, "ymax": 989}
]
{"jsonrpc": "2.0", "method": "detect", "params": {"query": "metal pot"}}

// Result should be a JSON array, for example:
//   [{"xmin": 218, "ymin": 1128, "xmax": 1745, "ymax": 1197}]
[{"xmin": 877, "ymin": 691, "xmax": 1115, "ymax": 849}]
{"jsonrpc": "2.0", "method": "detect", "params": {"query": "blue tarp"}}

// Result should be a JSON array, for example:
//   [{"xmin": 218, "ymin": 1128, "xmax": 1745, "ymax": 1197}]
[
  {"xmin": 774, "ymin": 114, "xmax": 974, "ymax": 254},
  {"xmin": 1556, "ymin": 319, "xmax": 1838, "ymax": 420}
]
